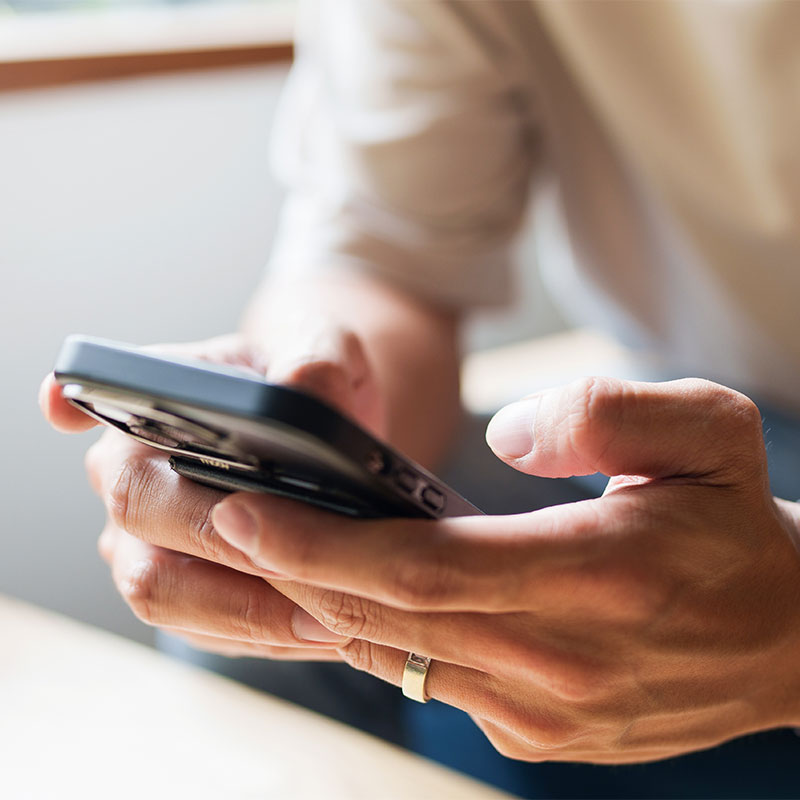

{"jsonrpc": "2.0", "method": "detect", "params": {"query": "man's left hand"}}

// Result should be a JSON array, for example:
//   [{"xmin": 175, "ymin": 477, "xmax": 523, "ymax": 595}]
[{"xmin": 214, "ymin": 377, "xmax": 800, "ymax": 764}]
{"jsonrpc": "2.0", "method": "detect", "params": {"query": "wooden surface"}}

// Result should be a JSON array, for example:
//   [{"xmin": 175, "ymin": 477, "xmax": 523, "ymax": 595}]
[
  {"xmin": 0, "ymin": 4, "xmax": 294, "ymax": 92},
  {"xmin": 0, "ymin": 595, "xmax": 512, "ymax": 800}
]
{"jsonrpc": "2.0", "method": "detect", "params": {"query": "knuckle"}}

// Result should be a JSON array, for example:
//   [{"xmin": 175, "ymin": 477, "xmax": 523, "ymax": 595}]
[
  {"xmin": 686, "ymin": 380, "xmax": 763, "ymax": 436},
  {"xmin": 118, "ymin": 557, "xmax": 164, "ymax": 624},
  {"xmin": 187, "ymin": 500, "xmax": 225, "ymax": 563},
  {"xmin": 480, "ymin": 710, "xmax": 580, "ymax": 759},
  {"xmin": 107, "ymin": 455, "xmax": 155, "ymax": 533},
  {"xmin": 106, "ymin": 462, "xmax": 134, "ymax": 529},
  {"xmin": 338, "ymin": 638, "xmax": 379, "ymax": 675},
  {"xmin": 388, "ymin": 549, "xmax": 453, "ymax": 608},
  {"xmin": 489, "ymin": 736, "xmax": 528, "ymax": 760},
  {"xmin": 315, "ymin": 591, "xmax": 377, "ymax": 640},
  {"xmin": 685, "ymin": 380, "xmax": 766, "ymax": 475},
  {"xmin": 549, "ymin": 667, "xmax": 598, "ymax": 703},
  {"xmin": 548, "ymin": 650, "xmax": 614, "ymax": 704},
  {"xmin": 284, "ymin": 360, "xmax": 348, "ymax": 404},
  {"xmin": 574, "ymin": 376, "xmax": 623, "ymax": 423},
  {"xmin": 478, "ymin": 722, "xmax": 536, "ymax": 761},
  {"xmin": 508, "ymin": 707, "xmax": 580, "ymax": 751},
  {"xmin": 565, "ymin": 377, "xmax": 625, "ymax": 468},
  {"xmin": 722, "ymin": 388, "xmax": 763, "ymax": 437},
  {"xmin": 229, "ymin": 589, "xmax": 270, "ymax": 643},
  {"xmin": 510, "ymin": 640, "xmax": 603, "ymax": 704},
  {"xmin": 529, "ymin": 720, "xmax": 581, "ymax": 751}
]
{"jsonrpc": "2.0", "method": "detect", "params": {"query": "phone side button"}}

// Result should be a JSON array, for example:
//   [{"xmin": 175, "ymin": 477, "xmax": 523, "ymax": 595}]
[
  {"xmin": 421, "ymin": 486, "xmax": 445, "ymax": 513},
  {"xmin": 396, "ymin": 469, "xmax": 419, "ymax": 494}
]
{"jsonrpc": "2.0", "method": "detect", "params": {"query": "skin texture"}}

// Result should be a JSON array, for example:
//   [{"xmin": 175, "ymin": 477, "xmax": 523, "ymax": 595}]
[{"xmin": 42, "ymin": 277, "xmax": 800, "ymax": 765}]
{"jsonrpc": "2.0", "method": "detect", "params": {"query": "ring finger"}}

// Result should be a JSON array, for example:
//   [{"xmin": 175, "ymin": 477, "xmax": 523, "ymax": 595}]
[{"xmin": 277, "ymin": 580, "xmax": 592, "ymax": 692}]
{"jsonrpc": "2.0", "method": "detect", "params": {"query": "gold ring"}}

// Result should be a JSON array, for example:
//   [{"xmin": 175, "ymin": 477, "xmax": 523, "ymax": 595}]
[{"xmin": 402, "ymin": 652, "xmax": 432, "ymax": 703}]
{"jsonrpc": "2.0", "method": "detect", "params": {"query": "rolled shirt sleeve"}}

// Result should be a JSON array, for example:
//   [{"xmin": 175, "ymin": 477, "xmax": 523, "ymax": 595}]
[{"xmin": 266, "ymin": 0, "xmax": 540, "ymax": 310}]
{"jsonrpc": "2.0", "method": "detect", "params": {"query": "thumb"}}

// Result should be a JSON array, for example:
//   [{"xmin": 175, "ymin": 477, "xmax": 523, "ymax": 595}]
[
  {"xmin": 266, "ymin": 326, "xmax": 383, "ymax": 433},
  {"xmin": 39, "ymin": 373, "xmax": 99, "ymax": 433},
  {"xmin": 485, "ymin": 377, "xmax": 766, "ymax": 481}
]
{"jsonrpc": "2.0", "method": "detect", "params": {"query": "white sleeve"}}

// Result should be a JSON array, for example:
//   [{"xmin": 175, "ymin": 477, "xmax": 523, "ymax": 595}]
[{"xmin": 266, "ymin": 0, "xmax": 540, "ymax": 310}]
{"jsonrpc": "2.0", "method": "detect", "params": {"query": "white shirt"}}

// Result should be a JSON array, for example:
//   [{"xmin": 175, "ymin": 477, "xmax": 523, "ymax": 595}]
[{"xmin": 267, "ymin": 0, "xmax": 800, "ymax": 412}]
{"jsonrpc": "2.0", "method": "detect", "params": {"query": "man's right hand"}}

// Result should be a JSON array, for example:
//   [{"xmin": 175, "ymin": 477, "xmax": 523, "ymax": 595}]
[
  {"xmin": 40, "ymin": 325, "xmax": 385, "ymax": 660},
  {"xmin": 39, "ymin": 275, "xmax": 462, "ymax": 661}
]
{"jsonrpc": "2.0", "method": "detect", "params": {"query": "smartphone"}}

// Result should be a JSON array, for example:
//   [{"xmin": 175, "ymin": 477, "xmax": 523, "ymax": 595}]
[{"xmin": 54, "ymin": 336, "xmax": 482, "ymax": 519}]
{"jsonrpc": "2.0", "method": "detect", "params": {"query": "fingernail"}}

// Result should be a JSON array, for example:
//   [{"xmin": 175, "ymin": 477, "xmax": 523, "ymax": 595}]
[
  {"xmin": 486, "ymin": 397, "xmax": 540, "ymax": 458},
  {"xmin": 213, "ymin": 501, "xmax": 258, "ymax": 556},
  {"xmin": 292, "ymin": 607, "xmax": 348, "ymax": 643}
]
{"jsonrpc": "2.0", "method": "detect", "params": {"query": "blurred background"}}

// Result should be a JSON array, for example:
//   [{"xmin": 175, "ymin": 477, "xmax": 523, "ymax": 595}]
[{"xmin": 0, "ymin": 0, "xmax": 566, "ymax": 645}]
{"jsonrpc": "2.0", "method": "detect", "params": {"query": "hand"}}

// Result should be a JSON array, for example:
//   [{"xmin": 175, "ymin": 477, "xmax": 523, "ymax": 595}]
[
  {"xmin": 40, "ymin": 275, "xmax": 461, "ymax": 661},
  {"xmin": 210, "ymin": 377, "xmax": 800, "ymax": 764},
  {"xmin": 40, "ymin": 328, "xmax": 383, "ymax": 661}
]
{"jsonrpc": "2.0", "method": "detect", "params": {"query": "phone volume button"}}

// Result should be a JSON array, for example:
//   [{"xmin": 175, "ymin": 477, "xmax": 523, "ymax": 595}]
[
  {"xmin": 395, "ymin": 469, "xmax": 419, "ymax": 494},
  {"xmin": 421, "ymin": 486, "xmax": 445, "ymax": 513}
]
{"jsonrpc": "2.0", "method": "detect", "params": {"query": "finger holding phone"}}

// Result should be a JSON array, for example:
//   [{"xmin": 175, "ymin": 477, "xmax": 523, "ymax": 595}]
[
  {"xmin": 42, "ymin": 332, "xmax": 358, "ymax": 658},
  {"xmin": 39, "ymin": 274, "xmax": 463, "ymax": 661}
]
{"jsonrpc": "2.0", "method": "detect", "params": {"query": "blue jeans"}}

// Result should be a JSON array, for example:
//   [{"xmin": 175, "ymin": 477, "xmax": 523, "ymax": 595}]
[{"xmin": 161, "ymin": 401, "xmax": 800, "ymax": 799}]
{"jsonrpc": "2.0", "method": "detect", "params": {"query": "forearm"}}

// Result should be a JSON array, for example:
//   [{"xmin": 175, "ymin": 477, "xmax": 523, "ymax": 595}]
[{"xmin": 242, "ymin": 271, "xmax": 462, "ymax": 468}]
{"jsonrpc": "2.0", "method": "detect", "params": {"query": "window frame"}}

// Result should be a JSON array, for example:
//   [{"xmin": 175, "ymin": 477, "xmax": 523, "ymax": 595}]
[{"xmin": 0, "ymin": 3, "xmax": 294, "ymax": 92}]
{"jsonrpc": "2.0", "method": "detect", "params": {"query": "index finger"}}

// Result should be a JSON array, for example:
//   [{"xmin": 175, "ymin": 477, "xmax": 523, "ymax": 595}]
[
  {"xmin": 39, "ymin": 372, "xmax": 98, "ymax": 433},
  {"xmin": 212, "ymin": 493, "xmax": 600, "ymax": 613}
]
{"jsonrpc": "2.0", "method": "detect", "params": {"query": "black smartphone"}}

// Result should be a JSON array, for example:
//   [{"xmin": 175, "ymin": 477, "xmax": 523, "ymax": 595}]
[{"xmin": 54, "ymin": 336, "xmax": 482, "ymax": 519}]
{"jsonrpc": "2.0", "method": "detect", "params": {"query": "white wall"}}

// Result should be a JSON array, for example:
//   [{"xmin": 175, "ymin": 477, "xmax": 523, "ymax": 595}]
[{"xmin": 0, "ymin": 64, "xmax": 564, "ymax": 644}]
